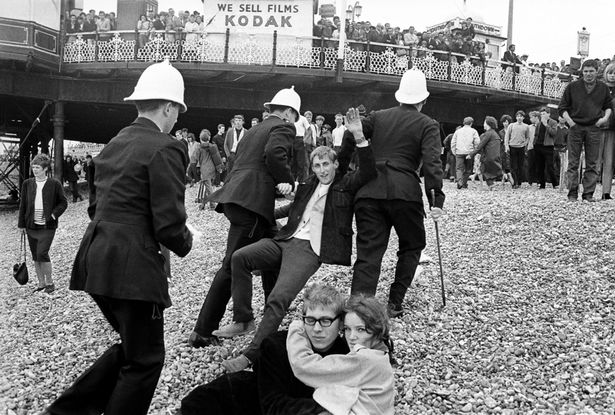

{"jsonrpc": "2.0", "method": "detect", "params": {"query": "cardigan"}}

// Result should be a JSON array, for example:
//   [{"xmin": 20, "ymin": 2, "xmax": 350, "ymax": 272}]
[{"xmin": 18, "ymin": 177, "xmax": 67, "ymax": 229}]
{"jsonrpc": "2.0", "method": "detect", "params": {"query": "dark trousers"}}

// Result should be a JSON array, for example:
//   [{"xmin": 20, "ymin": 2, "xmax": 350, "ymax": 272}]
[
  {"xmin": 352, "ymin": 199, "xmax": 426, "ymax": 307},
  {"xmin": 68, "ymin": 180, "xmax": 81, "ymax": 201},
  {"xmin": 290, "ymin": 137, "xmax": 308, "ymax": 182},
  {"xmin": 525, "ymin": 149, "xmax": 537, "ymax": 184},
  {"xmin": 181, "ymin": 371, "xmax": 259, "ymax": 415},
  {"xmin": 454, "ymin": 155, "xmax": 473, "ymax": 187},
  {"xmin": 533, "ymin": 144, "xmax": 558, "ymax": 188},
  {"xmin": 193, "ymin": 203, "xmax": 276, "ymax": 336},
  {"xmin": 232, "ymin": 238, "xmax": 320, "ymax": 361},
  {"xmin": 567, "ymin": 124, "xmax": 602, "ymax": 197},
  {"xmin": 47, "ymin": 295, "xmax": 164, "ymax": 415},
  {"xmin": 509, "ymin": 146, "xmax": 525, "ymax": 185}
]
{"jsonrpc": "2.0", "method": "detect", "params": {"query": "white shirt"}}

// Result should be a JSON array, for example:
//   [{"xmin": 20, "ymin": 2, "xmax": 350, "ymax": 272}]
[
  {"xmin": 295, "ymin": 115, "xmax": 311, "ymax": 137},
  {"xmin": 292, "ymin": 182, "xmax": 330, "ymax": 254},
  {"xmin": 34, "ymin": 178, "xmax": 47, "ymax": 225},
  {"xmin": 332, "ymin": 125, "xmax": 346, "ymax": 147},
  {"xmin": 230, "ymin": 128, "xmax": 245, "ymax": 153}
]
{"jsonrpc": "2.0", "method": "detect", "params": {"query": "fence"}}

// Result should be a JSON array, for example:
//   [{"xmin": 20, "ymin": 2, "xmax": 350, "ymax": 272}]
[{"xmin": 62, "ymin": 29, "xmax": 575, "ymax": 100}]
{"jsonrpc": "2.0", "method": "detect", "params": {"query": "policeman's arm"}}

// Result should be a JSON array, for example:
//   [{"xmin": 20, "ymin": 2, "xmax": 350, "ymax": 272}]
[
  {"xmin": 422, "ymin": 122, "xmax": 445, "ymax": 209},
  {"xmin": 148, "ymin": 141, "xmax": 192, "ymax": 257},
  {"xmin": 265, "ymin": 123, "xmax": 296, "ymax": 187}
]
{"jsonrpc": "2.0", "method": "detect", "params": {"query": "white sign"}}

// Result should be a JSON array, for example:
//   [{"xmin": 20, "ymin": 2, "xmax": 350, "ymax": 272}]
[{"xmin": 203, "ymin": 0, "xmax": 312, "ymax": 36}]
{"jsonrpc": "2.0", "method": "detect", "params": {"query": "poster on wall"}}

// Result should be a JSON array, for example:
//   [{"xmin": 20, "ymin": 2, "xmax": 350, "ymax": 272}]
[{"xmin": 202, "ymin": 0, "xmax": 315, "ymax": 66}]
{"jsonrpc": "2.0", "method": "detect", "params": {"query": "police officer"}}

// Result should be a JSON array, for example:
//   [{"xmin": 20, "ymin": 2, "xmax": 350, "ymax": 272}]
[
  {"xmin": 347, "ymin": 70, "xmax": 445, "ymax": 318},
  {"xmin": 45, "ymin": 60, "xmax": 193, "ymax": 415},
  {"xmin": 189, "ymin": 86, "xmax": 299, "ymax": 348}
]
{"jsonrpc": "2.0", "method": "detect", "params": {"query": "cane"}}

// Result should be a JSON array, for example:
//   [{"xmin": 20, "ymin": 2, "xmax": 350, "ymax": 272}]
[{"xmin": 430, "ymin": 189, "xmax": 446, "ymax": 307}]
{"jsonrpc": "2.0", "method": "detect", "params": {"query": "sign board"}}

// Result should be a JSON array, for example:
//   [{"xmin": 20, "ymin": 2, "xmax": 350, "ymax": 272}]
[
  {"xmin": 203, "ymin": 0, "xmax": 314, "ymax": 66},
  {"xmin": 203, "ymin": 0, "xmax": 313, "ymax": 36},
  {"xmin": 319, "ymin": 4, "xmax": 336, "ymax": 18},
  {"xmin": 577, "ymin": 28, "xmax": 590, "ymax": 57}
]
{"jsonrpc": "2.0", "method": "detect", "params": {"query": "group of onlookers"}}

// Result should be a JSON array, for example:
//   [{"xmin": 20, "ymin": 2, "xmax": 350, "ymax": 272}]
[
  {"xmin": 136, "ymin": 8, "xmax": 209, "ymax": 47},
  {"xmin": 314, "ymin": 16, "xmax": 488, "ymax": 66},
  {"xmin": 445, "ymin": 59, "xmax": 615, "ymax": 202},
  {"xmin": 65, "ymin": 9, "xmax": 116, "ymax": 42}
]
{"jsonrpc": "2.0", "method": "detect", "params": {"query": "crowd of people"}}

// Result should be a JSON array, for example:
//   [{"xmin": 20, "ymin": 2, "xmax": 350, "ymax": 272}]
[
  {"xmin": 65, "ymin": 9, "xmax": 117, "ymax": 41},
  {"xmin": 445, "ymin": 58, "xmax": 614, "ymax": 202},
  {"xmin": 17, "ymin": 50, "xmax": 614, "ymax": 414}
]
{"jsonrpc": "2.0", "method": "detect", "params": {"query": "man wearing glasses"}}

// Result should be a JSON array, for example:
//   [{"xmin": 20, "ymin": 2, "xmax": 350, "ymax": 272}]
[
  {"xmin": 207, "ymin": 108, "xmax": 376, "ymax": 372},
  {"xmin": 181, "ymin": 284, "xmax": 348, "ymax": 415}
]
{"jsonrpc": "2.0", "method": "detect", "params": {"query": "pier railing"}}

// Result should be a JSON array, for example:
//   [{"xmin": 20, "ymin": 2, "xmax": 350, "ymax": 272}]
[{"xmin": 62, "ymin": 29, "xmax": 575, "ymax": 99}]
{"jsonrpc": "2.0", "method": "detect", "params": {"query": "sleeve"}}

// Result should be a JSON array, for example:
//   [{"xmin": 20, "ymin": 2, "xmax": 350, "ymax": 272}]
[
  {"xmin": 558, "ymin": 83, "xmax": 572, "ymax": 116},
  {"xmin": 344, "ymin": 145, "xmax": 377, "ymax": 193},
  {"xmin": 223, "ymin": 131, "xmax": 232, "ymax": 156},
  {"xmin": 51, "ymin": 179, "xmax": 68, "ymax": 219},
  {"xmin": 209, "ymin": 145, "xmax": 223, "ymax": 167},
  {"xmin": 258, "ymin": 334, "xmax": 326, "ymax": 415},
  {"xmin": 264, "ymin": 123, "xmax": 295, "ymax": 186},
  {"xmin": 471, "ymin": 133, "xmax": 489, "ymax": 156},
  {"xmin": 602, "ymin": 87, "xmax": 613, "ymax": 111},
  {"xmin": 274, "ymin": 201, "xmax": 292, "ymax": 220},
  {"xmin": 147, "ymin": 141, "xmax": 193, "ymax": 257},
  {"xmin": 422, "ymin": 121, "xmax": 445, "ymax": 209},
  {"xmin": 473, "ymin": 129, "xmax": 481, "ymax": 149},
  {"xmin": 450, "ymin": 131, "xmax": 457, "ymax": 156},
  {"xmin": 17, "ymin": 180, "xmax": 27, "ymax": 228},
  {"xmin": 286, "ymin": 320, "xmax": 364, "ymax": 388},
  {"xmin": 546, "ymin": 119, "xmax": 558, "ymax": 137}
]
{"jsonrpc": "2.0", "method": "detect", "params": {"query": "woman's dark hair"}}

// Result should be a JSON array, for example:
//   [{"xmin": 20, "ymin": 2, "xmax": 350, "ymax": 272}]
[
  {"xmin": 500, "ymin": 114, "xmax": 513, "ymax": 125},
  {"xmin": 343, "ymin": 294, "xmax": 395, "ymax": 363},
  {"xmin": 484, "ymin": 116, "xmax": 498, "ymax": 130},
  {"xmin": 31, "ymin": 154, "xmax": 51, "ymax": 171}
]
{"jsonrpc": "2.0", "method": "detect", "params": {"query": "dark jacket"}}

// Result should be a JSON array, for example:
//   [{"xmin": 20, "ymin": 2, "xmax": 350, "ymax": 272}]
[
  {"xmin": 212, "ymin": 133, "xmax": 226, "ymax": 160},
  {"xmin": 534, "ymin": 118, "xmax": 558, "ymax": 146},
  {"xmin": 258, "ymin": 331, "xmax": 349, "ymax": 415},
  {"xmin": 344, "ymin": 104, "xmax": 445, "ymax": 208},
  {"xmin": 558, "ymin": 79, "xmax": 612, "ymax": 126},
  {"xmin": 274, "ymin": 143, "xmax": 377, "ymax": 266},
  {"xmin": 210, "ymin": 115, "xmax": 295, "ymax": 225},
  {"xmin": 18, "ymin": 177, "xmax": 68, "ymax": 229},
  {"xmin": 197, "ymin": 142, "xmax": 223, "ymax": 181},
  {"xmin": 554, "ymin": 125, "xmax": 569, "ymax": 151},
  {"xmin": 70, "ymin": 117, "xmax": 192, "ymax": 308}
]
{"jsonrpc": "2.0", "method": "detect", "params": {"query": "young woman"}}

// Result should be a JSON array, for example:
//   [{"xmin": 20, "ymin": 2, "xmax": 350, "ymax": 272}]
[
  {"xmin": 18, "ymin": 154, "xmax": 68, "ymax": 293},
  {"xmin": 287, "ymin": 295, "xmax": 395, "ymax": 415},
  {"xmin": 601, "ymin": 62, "xmax": 615, "ymax": 200},
  {"xmin": 469, "ymin": 116, "xmax": 503, "ymax": 189}
]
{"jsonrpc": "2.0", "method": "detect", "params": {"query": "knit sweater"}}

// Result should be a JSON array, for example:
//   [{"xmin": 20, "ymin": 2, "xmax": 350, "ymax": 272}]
[
  {"xmin": 286, "ymin": 320, "xmax": 395, "ymax": 415},
  {"xmin": 451, "ymin": 126, "xmax": 480, "ymax": 155},
  {"xmin": 504, "ymin": 122, "xmax": 531, "ymax": 149},
  {"xmin": 558, "ymin": 79, "xmax": 612, "ymax": 126}
]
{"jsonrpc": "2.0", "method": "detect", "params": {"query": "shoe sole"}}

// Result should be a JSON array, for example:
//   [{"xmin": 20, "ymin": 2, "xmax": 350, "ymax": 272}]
[{"xmin": 212, "ymin": 326, "xmax": 256, "ymax": 338}]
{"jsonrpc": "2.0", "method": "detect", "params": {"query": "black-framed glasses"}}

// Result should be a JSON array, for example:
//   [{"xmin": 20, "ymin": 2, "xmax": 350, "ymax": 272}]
[{"xmin": 302, "ymin": 315, "xmax": 340, "ymax": 327}]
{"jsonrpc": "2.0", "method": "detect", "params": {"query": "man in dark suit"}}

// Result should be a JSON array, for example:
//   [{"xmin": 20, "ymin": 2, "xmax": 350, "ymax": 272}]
[
  {"xmin": 212, "ymin": 123, "xmax": 227, "ymax": 185},
  {"xmin": 213, "ymin": 108, "xmax": 376, "ymax": 372},
  {"xmin": 45, "ymin": 60, "xmax": 193, "ymax": 415},
  {"xmin": 189, "ymin": 87, "xmax": 300, "ymax": 348},
  {"xmin": 347, "ymin": 69, "xmax": 445, "ymax": 318}
]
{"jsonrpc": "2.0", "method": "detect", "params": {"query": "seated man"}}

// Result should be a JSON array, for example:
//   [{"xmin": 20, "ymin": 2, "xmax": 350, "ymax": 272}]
[
  {"xmin": 180, "ymin": 284, "xmax": 349, "ymax": 415},
  {"xmin": 211, "ymin": 107, "xmax": 376, "ymax": 372}
]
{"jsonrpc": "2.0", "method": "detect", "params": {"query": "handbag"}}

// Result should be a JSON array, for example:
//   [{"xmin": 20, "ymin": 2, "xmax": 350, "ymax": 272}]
[{"xmin": 13, "ymin": 230, "xmax": 29, "ymax": 285}]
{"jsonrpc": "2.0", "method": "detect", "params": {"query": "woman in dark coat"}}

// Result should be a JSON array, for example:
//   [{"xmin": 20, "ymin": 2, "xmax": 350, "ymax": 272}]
[
  {"xmin": 63, "ymin": 154, "xmax": 83, "ymax": 202},
  {"xmin": 18, "ymin": 154, "xmax": 68, "ymax": 293},
  {"xmin": 468, "ymin": 116, "xmax": 502, "ymax": 189}
]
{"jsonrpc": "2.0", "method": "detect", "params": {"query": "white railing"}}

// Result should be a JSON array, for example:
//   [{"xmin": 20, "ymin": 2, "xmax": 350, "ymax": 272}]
[{"xmin": 62, "ymin": 30, "xmax": 575, "ymax": 99}]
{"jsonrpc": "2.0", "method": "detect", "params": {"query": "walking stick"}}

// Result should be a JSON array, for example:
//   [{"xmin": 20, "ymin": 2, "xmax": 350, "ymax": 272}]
[{"xmin": 431, "ymin": 189, "xmax": 446, "ymax": 307}]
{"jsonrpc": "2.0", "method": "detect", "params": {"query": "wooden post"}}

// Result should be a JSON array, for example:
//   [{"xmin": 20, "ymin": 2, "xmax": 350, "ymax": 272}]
[{"xmin": 53, "ymin": 102, "xmax": 65, "ymax": 179}]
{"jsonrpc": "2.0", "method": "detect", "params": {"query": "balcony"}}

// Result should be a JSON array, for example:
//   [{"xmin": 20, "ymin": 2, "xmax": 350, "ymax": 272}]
[{"xmin": 62, "ymin": 30, "xmax": 574, "ymax": 101}]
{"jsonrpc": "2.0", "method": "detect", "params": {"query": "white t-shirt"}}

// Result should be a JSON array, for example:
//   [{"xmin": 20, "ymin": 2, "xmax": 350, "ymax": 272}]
[
  {"xmin": 295, "ymin": 115, "xmax": 311, "ymax": 137},
  {"xmin": 34, "ymin": 178, "xmax": 47, "ymax": 225},
  {"xmin": 332, "ymin": 125, "xmax": 346, "ymax": 147}
]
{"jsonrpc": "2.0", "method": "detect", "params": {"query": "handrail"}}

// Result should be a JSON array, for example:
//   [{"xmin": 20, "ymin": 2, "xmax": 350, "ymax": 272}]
[{"xmin": 61, "ymin": 31, "xmax": 573, "ymax": 99}]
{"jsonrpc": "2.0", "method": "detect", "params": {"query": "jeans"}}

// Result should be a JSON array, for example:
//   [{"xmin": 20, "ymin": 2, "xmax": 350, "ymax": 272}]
[
  {"xmin": 509, "ymin": 147, "xmax": 526, "ymax": 185},
  {"xmin": 533, "ymin": 144, "xmax": 558, "ymax": 188},
  {"xmin": 193, "ymin": 204, "xmax": 276, "ymax": 337},
  {"xmin": 47, "ymin": 296, "xmax": 164, "ymax": 415},
  {"xmin": 455, "ymin": 154, "xmax": 473, "ymax": 187},
  {"xmin": 601, "ymin": 130, "xmax": 615, "ymax": 195},
  {"xmin": 567, "ymin": 124, "xmax": 602, "ymax": 197},
  {"xmin": 233, "ymin": 238, "xmax": 321, "ymax": 362},
  {"xmin": 352, "ymin": 199, "xmax": 425, "ymax": 307}
]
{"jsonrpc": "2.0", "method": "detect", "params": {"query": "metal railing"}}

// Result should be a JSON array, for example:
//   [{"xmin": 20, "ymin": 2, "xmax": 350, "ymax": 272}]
[{"xmin": 62, "ymin": 30, "xmax": 575, "ymax": 99}]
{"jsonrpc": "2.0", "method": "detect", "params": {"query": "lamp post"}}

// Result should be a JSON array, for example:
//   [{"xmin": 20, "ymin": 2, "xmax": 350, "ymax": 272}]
[
  {"xmin": 336, "ymin": 1, "xmax": 361, "ymax": 82},
  {"xmin": 345, "ymin": 1, "xmax": 362, "ymax": 23},
  {"xmin": 577, "ymin": 27, "xmax": 590, "ymax": 58}
]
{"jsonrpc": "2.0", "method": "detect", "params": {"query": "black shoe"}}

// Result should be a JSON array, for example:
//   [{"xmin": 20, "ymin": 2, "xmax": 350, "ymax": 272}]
[
  {"xmin": 582, "ymin": 193, "xmax": 596, "ymax": 202},
  {"xmin": 602, "ymin": 193, "xmax": 612, "ymax": 200},
  {"xmin": 188, "ymin": 331, "xmax": 220, "ymax": 348},
  {"xmin": 44, "ymin": 284, "xmax": 55, "ymax": 294},
  {"xmin": 387, "ymin": 303, "xmax": 403, "ymax": 318}
]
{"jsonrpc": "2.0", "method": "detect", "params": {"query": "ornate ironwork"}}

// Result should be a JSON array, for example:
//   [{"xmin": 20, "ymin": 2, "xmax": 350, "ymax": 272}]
[
  {"xmin": 62, "ymin": 33, "xmax": 574, "ymax": 99},
  {"xmin": 98, "ymin": 33, "xmax": 135, "ymax": 62}
]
